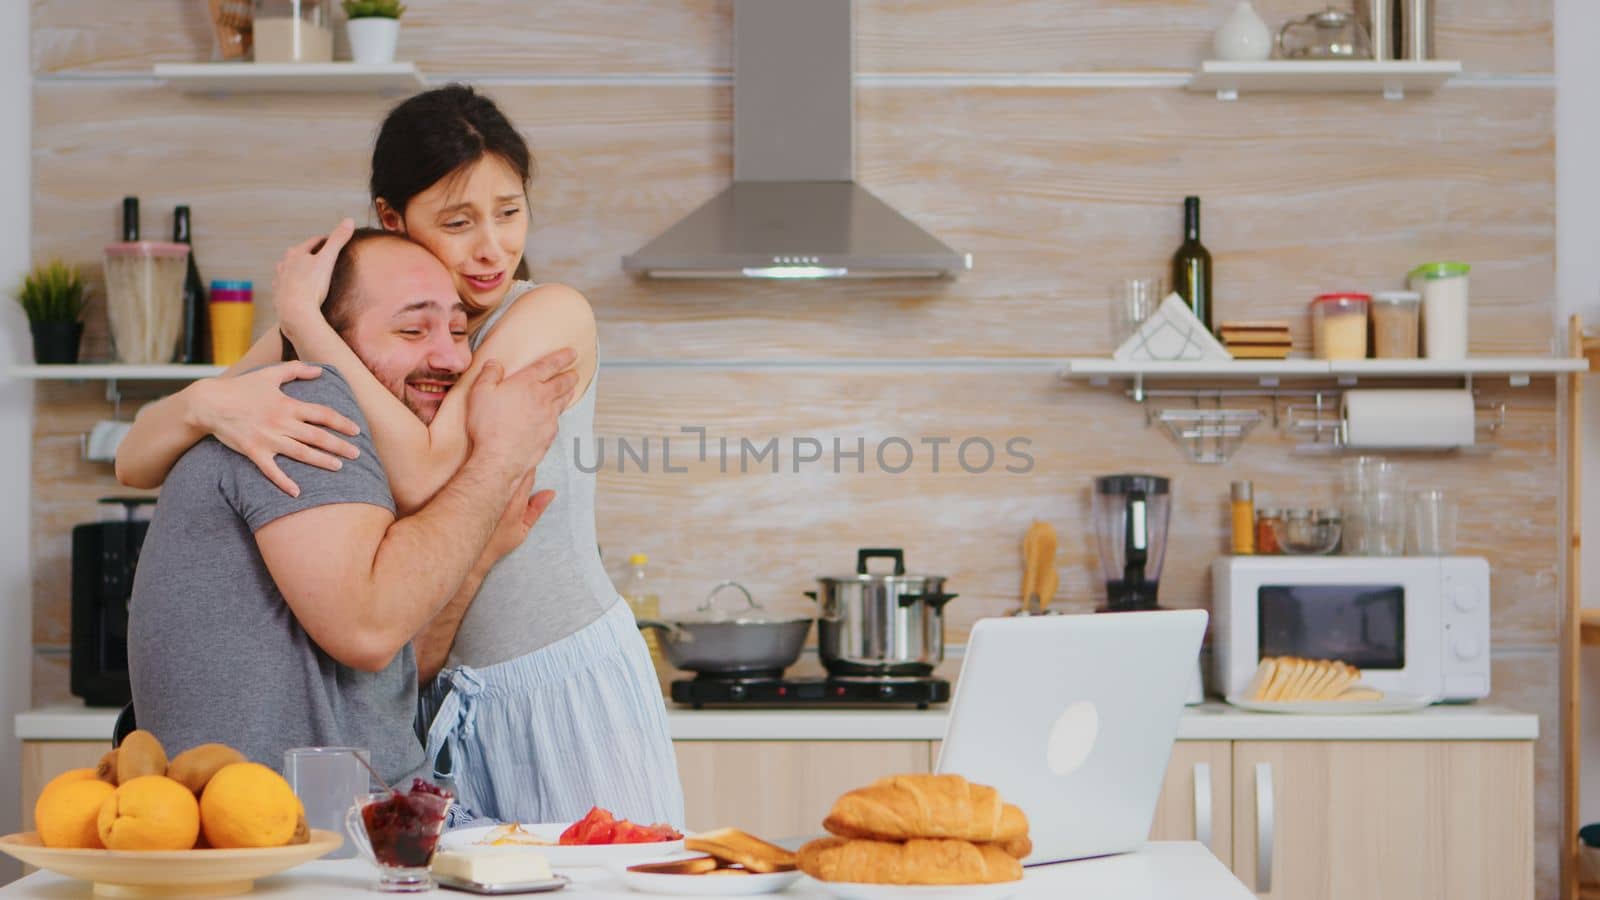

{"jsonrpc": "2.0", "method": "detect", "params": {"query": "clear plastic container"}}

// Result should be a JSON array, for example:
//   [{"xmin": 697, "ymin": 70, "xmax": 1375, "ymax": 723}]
[
  {"xmin": 1312, "ymin": 293, "xmax": 1371, "ymax": 360},
  {"xmin": 1409, "ymin": 262, "xmax": 1470, "ymax": 360},
  {"xmin": 1370, "ymin": 290, "xmax": 1421, "ymax": 359},
  {"xmin": 252, "ymin": 0, "xmax": 334, "ymax": 63},
  {"xmin": 103, "ymin": 241, "xmax": 190, "ymax": 364}
]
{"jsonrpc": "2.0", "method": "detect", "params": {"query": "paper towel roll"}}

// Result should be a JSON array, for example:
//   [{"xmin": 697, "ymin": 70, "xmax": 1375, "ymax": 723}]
[{"xmin": 1341, "ymin": 389, "xmax": 1476, "ymax": 448}]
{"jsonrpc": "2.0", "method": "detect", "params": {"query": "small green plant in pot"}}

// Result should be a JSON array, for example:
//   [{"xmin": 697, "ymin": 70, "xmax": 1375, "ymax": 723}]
[
  {"xmin": 343, "ymin": 0, "xmax": 406, "ymax": 65},
  {"xmin": 16, "ymin": 260, "xmax": 88, "ymax": 364}
]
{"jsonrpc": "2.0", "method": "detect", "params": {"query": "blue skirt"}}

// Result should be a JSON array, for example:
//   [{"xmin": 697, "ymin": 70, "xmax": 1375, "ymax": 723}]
[{"xmin": 419, "ymin": 601, "xmax": 685, "ymax": 828}]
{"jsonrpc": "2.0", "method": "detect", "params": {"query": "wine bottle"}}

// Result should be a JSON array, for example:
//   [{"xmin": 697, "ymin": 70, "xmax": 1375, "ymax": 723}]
[
  {"xmin": 121, "ymin": 196, "xmax": 139, "ymax": 241},
  {"xmin": 173, "ymin": 205, "xmax": 210, "ymax": 364},
  {"xmin": 1171, "ymin": 196, "xmax": 1213, "ymax": 331}
]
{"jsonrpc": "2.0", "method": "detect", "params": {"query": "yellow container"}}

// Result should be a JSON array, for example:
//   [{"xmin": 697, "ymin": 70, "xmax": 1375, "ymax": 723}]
[{"xmin": 208, "ymin": 287, "xmax": 254, "ymax": 366}]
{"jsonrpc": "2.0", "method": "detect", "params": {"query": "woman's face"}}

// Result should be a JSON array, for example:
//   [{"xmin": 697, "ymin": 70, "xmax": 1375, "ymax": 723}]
[{"xmin": 378, "ymin": 154, "xmax": 528, "ymax": 314}]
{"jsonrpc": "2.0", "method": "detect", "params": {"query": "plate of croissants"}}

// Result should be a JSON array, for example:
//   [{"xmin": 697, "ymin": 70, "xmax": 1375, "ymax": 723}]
[{"xmin": 797, "ymin": 773, "xmax": 1029, "ymax": 900}]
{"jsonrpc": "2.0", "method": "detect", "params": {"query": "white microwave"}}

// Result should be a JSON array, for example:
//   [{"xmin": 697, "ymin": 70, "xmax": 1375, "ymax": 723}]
[{"xmin": 1212, "ymin": 556, "xmax": 1491, "ymax": 703}]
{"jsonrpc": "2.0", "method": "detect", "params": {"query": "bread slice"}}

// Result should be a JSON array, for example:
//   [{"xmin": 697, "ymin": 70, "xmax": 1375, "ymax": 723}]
[
  {"xmin": 1246, "ymin": 658, "xmax": 1280, "ymax": 702},
  {"xmin": 1265, "ymin": 658, "xmax": 1306, "ymax": 701},
  {"xmin": 1299, "ymin": 661, "xmax": 1340, "ymax": 701},
  {"xmin": 1313, "ymin": 663, "xmax": 1359, "ymax": 700},
  {"xmin": 1336, "ymin": 686, "xmax": 1384, "ymax": 702},
  {"xmin": 627, "ymin": 856, "xmax": 720, "ymax": 875},
  {"xmin": 685, "ymin": 828, "xmax": 798, "ymax": 874}
]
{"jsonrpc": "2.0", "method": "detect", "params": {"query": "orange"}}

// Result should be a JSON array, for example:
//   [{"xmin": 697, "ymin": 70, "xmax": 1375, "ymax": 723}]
[
  {"xmin": 97, "ymin": 775, "xmax": 201, "ymax": 851},
  {"xmin": 38, "ymin": 768, "xmax": 99, "ymax": 796},
  {"xmin": 199, "ymin": 762, "xmax": 302, "ymax": 849},
  {"xmin": 35, "ymin": 777, "xmax": 115, "ymax": 848}
]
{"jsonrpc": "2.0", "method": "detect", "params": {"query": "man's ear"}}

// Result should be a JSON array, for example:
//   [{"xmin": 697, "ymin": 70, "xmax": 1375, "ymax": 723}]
[{"xmin": 375, "ymin": 198, "xmax": 405, "ymax": 233}]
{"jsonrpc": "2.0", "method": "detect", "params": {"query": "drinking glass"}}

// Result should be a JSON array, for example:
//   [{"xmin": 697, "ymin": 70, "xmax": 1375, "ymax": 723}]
[
  {"xmin": 347, "ymin": 788, "xmax": 452, "ymax": 893},
  {"xmin": 284, "ymin": 747, "xmax": 373, "ymax": 860},
  {"xmin": 1408, "ymin": 489, "xmax": 1457, "ymax": 555},
  {"xmin": 1110, "ymin": 277, "xmax": 1164, "ymax": 347}
]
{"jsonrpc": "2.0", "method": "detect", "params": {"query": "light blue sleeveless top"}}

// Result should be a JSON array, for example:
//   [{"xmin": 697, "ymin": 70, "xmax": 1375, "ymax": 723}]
[{"xmin": 448, "ymin": 281, "xmax": 618, "ymax": 666}]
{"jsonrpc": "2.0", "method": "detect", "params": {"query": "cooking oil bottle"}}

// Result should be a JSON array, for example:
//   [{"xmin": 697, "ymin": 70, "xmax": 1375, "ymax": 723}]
[{"xmin": 622, "ymin": 554, "xmax": 670, "ymax": 694}]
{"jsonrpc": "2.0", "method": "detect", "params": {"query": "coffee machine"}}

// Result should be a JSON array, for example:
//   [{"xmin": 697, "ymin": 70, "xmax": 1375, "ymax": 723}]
[
  {"xmin": 1091, "ymin": 474, "xmax": 1171, "ymax": 611},
  {"xmin": 70, "ymin": 497, "xmax": 155, "ymax": 707}
]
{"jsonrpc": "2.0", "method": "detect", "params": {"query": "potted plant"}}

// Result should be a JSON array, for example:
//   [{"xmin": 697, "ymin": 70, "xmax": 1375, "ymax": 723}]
[
  {"xmin": 16, "ymin": 260, "xmax": 88, "ymax": 364},
  {"xmin": 342, "ymin": 0, "xmax": 405, "ymax": 64}
]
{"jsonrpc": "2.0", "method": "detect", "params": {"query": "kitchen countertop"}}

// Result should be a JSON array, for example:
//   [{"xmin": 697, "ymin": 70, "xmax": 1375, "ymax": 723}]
[
  {"xmin": 0, "ymin": 841, "xmax": 1254, "ymax": 899},
  {"xmin": 17, "ymin": 700, "xmax": 1539, "ymax": 743}
]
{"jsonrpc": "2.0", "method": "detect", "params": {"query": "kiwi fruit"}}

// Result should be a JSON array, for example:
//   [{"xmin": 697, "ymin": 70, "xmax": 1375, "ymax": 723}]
[
  {"xmin": 166, "ymin": 743, "xmax": 247, "ymax": 796},
  {"xmin": 114, "ymin": 730, "xmax": 168, "ymax": 785},
  {"xmin": 95, "ymin": 749, "xmax": 119, "ymax": 785},
  {"xmin": 291, "ymin": 811, "xmax": 310, "ymax": 845}
]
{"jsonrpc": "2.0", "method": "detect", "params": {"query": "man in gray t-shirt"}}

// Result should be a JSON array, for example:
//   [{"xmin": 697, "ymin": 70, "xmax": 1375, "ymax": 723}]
[{"xmin": 128, "ymin": 229, "xmax": 576, "ymax": 784}]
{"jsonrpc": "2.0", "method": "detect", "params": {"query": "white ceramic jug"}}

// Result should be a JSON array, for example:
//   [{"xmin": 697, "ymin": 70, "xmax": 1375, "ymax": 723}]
[{"xmin": 1213, "ymin": 1, "xmax": 1272, "ymax": 61}]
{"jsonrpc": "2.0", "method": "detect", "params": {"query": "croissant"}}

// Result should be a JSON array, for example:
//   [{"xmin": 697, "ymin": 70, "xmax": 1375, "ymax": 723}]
[
  {"xmin": 798, "ymin": 836, "xmax": 1023, "ymax": 885},
  {"xmin": 822, "ymin": 774, "xmax": 1029, "ymax": 843}
]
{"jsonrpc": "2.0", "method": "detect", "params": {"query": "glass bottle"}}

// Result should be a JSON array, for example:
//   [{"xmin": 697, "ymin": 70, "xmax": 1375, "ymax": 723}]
[
  {"xmin": 1171, "ymin": 196, "xmax": 1213, "ymax": 331},
  {"xmin": 173, "ymin": 206, "xmax": 210, "ymax": 364},
  {"xmin": 621, "ymin": 554, "xmax": 670, "ymax": 692},
  {"xmin": 1230, "ymin": 481, "xmax": 1256, "ymax": 555}
]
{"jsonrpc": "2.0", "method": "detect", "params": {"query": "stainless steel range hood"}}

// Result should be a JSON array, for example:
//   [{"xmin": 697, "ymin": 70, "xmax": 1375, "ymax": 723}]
[{"xmin": 621, "ymin": 0, "xmax": 970, "ymax": 280}]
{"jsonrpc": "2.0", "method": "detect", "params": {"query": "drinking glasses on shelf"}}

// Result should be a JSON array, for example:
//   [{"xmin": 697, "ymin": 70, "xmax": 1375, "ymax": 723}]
[
  {"xmin": 1408, "ymin": 489, "xmax": 1458, "ymax": 555},
  {"xmin": 1110, "ymin": 277, "xmax": 1164, "ymax": 348},
  {"xmin": 1339, "ymin": 456, "xmax": 1407, "ymax": 556}
]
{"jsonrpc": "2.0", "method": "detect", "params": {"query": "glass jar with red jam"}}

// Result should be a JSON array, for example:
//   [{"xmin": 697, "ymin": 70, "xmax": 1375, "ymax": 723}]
[{"xmin": 348, "ymin": 779, "xmax": 452, "ymax": 892}]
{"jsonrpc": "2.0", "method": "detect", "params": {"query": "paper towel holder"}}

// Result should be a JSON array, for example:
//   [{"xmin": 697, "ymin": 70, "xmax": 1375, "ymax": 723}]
[{"xmin": 1288, "ymin": 397, "xmax": 1505, "ymax": 453}]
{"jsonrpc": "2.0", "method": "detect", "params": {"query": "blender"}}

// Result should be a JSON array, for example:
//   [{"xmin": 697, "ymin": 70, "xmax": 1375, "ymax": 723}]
[
  {"xmin": 1092, "ymin": 474, "xmax": 1203, "ymax": 703},
  {"xmin": 1092, "ymin": 474, "xmax": 1172, "ymax": 612}
]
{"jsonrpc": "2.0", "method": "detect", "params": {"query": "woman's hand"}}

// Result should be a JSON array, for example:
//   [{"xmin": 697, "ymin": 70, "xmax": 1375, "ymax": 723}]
[
  {"xmin": 192, "ymin": 362, "xmax": 363, "ymax": 497},
  {"xmin": 273, "ymin": 218, "xmax": 355, "ymax": 344}
]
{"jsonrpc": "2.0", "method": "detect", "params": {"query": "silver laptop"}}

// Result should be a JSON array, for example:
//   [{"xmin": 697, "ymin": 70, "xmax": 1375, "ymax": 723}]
[{"xmin": 935, "ymin": 609, "xmax": 1207, "ymax": 866}]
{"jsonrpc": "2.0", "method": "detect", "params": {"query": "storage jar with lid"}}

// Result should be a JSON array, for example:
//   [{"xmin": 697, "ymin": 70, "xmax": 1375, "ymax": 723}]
[
  {"xmin": 1370, "ymin": 290, "xmax": 1421, "ymax": 359},
  {"xmin": 103, "ymin": 242, "xmax": 190, "ymax": 364},
  {"xmin": 252, "ymin": 0, "xmax": 334, "ymax": 63},
  {"xmin": 1312, "ymin": 293, "xmax": 1371, "ymax": 360},
  {"xmin": 1408, "ymin": 262, "xmax": 1470, "ymax": 360}
]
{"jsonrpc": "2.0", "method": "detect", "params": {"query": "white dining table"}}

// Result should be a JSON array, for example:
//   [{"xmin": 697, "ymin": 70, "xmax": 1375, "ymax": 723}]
[{"xmin": 1, "ymin": 841, "xmax": 1253, "ymax": 898}]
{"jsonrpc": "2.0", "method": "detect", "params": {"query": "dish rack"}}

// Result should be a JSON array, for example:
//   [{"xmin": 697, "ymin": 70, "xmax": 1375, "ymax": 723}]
[{"xmin": 1154, "ymin": 407, "xmax": 1263, "ymax": 463}]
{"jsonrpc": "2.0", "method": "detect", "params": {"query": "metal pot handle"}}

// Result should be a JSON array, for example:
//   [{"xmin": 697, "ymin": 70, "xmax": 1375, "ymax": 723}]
[
  {"xmin": 636, "ymin": 619, "xmax": 692, "ymax": 643},
  {"xmin": 806, "ymin": 590, "xmax": 844, "ymax": 622},
  {"xmin": 897, "ymin": 592, "xmax": 959, "ymax": 611},
  {"xmin": 857, "ymin": 548, "xmax": 906, "ymax": 576},
  {"xmin": 699, "ymin": 580, "xmax": 758, "ymax": 616}
]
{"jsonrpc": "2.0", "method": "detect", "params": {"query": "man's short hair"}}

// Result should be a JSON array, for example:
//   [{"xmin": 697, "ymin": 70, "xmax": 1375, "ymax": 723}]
[{"xmin": 281, "ymin": 227, "xmax": 416, "ymax": 361}]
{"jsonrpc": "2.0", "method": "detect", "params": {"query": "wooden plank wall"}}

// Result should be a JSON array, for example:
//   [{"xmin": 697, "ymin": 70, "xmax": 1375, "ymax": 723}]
[{"xmin": 27, "ymin": 0, "xmax": 1559, "ymax": 891}]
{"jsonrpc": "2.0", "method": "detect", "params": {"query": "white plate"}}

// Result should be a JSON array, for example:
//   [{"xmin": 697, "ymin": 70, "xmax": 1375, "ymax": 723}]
[
  {"xmin": 815, "ymin": 881, "xmax": 1019, "ymax": 900},
  {"xmin": 1225, "ymin": 691, "xmax": 1436, "ymax": 715},
  {"xmin": 613, "ymin": 859, "xmax": 803, "ymax": 895},
  {"xmin": 442, "ymin": 823, "xmax": 685, "ymax": 868}
]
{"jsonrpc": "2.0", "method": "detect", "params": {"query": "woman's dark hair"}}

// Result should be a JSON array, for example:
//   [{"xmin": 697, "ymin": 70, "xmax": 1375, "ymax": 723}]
[{"xmin": 370, "ymin": 84, "xmax": 535, "ymax": 282}]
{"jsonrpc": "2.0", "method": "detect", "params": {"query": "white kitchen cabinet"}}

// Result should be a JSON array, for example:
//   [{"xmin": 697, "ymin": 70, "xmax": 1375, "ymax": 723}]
[
  {"xmin": 1230, "ymin": 741, "xmax": 1533, "ymax": 900},
  {"xmin": 673, "ymin": 740, "xmax": 931, "ymax": 836},
  {"xmin": 1149, "ymin": 740, "xmax": 1232, "ymax": 861}
]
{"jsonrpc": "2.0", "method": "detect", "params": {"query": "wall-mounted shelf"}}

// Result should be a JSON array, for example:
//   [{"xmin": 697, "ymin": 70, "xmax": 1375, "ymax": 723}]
[
  {"xmin": 1187, "ymin": 60, "xmax": 1462, "ymax": 101},
  {"xmin": 154, "ymin": 62, "xmax": 424, "ymax": 95},
  {"xmin": 10, "ymin": 364, "xmax": 222, "ymax": 417},
  {"xmin": 1064, "ymin": 356, "xmax": 1586, "ymax": 386},
  {"xmin": 10, "ymin": 364, "xmax": 224, "ymax": 380}
]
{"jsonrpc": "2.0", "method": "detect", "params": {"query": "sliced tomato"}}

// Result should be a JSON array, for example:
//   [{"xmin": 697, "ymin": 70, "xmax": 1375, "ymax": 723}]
[{"xmin": 558, "ymin": 806, "xmax": 616, "ymax": 845}]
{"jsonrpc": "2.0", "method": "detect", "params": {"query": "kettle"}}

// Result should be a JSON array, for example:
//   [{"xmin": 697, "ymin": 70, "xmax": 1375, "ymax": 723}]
[{"xmin": 1277, "ymin": 5, "xmax": 1372, "ymax": 59}]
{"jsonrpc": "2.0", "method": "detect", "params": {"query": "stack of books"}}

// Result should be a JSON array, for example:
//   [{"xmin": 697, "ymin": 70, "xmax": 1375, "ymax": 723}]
[{"xmin": 1219, "ymin": 321, "xmax": 1292, "ymax": 359}]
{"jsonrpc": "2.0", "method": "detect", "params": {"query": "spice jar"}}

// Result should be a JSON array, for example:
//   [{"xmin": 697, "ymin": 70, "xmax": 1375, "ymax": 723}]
[
  {"xmin": 1370, "ymin": 290, "xmax": 1420, "ymax": 359},
  {"xmin": 1312, "ymin": 293, "xmax": 1371, "ymax": 360},
  {"xmin": 1409, "ymin": 262, "xmax": 1470, "ymax": 360},
  {"xmin": 1256, "ymin": 508, "xmax": 1283, "ymax": 554}
]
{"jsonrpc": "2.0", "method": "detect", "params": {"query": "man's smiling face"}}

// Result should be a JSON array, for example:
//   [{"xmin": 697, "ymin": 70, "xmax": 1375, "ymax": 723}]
[{"xmin": 341, "ymin": 239, "xmax": 470, "ymax": 423}]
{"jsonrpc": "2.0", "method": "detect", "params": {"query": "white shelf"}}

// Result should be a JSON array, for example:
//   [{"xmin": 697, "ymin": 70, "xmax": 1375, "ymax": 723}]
[
  {"xmin": 1063, "ymin": 356, "xmax": 1586, "ymax": 380},
  {"xmin": 1187, "ymin": 60, "xmax": 1462, "ymax": 100},
  {"xmin": 154, "ymin": 62, "xmax": 424, "ymax": 95},
  {"xmin": 10, "ymin": 364, "xmax": 224, "ymax": 380}
]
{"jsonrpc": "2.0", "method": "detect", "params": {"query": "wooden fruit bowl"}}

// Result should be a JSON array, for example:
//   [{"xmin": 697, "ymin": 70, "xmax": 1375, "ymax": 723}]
[{"xmin": 0, "ymin": 829, "xmax": 341, "ymax": 898}]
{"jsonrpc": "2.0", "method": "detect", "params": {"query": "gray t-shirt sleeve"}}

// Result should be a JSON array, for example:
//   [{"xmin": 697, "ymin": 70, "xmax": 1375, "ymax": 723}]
[{"xmin": 220, "ymin": 365, "xmax": 397, "ymax": 531}]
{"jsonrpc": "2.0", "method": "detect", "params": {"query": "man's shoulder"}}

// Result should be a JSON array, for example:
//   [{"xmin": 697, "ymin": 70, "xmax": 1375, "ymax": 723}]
[{"xmin": 255, "ymin": 364, "xmax": 368, "ymax": 422}]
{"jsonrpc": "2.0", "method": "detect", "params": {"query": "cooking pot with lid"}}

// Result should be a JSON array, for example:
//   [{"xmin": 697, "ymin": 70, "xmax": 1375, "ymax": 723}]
[
  {"xmin": 808, "ymin": 548, "xmax": 957, "ymax": 677},
  {"xmin": 636, "ymin": 581, "xmax": 812, "ymax": 677}
]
